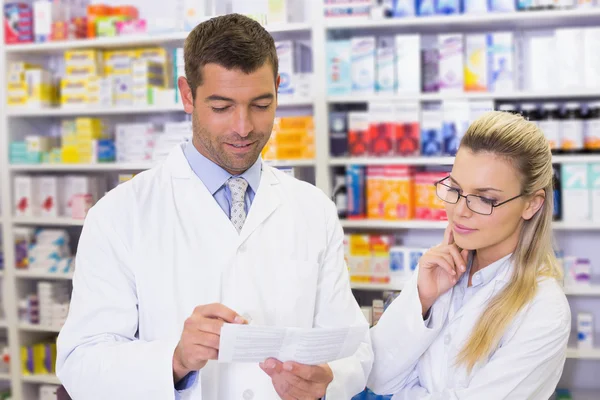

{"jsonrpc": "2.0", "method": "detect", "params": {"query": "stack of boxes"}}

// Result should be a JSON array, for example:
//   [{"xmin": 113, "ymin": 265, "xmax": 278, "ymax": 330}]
[
  {"xmin": 14, "ymin": 175, "xmax": 107, "ymax": 219},
  {"xmin": 4, "ymin": 2, "xmax": 33, "ymax": 44},
  {"xmin": 7, "ymin": 62, "xmax": 55, "ymax": 108},
  {"xmin": 325, "ymin": 33, "xmax": 515, "ymax": 96},
  {"xmin": 104, "ymin": 50, "xmax": 135, "ymax": 106},
  {"xmin": 21, "ymin": 341, "xmax": 57, "ymax": 376},
  {"xmin": 133, "ymin": 47, "xmax": 170, "ymax": 106},
  {"xmin": 275, "ymin": 40, "xmax": 313, "ymax": 101},
  {"xmin": 561, "ymin": 163, "xmax": 600, "ymax": 223},
  {"xmin": 116, "ymin": 123, "xmax": 160, "ymax": 163},
  {"xmin": 347, "ymin": 165, "xmax": 450, "ymax": 221},
  {"xmin": 263, "ymin": 116, "xmax": 315, "ymax": 161},
  {"xmin": 61, "ymin": 49, "xmax": 108, "ymax": 107},
  {"xmin": 37, "ymin": 281, "xmax": 70, "ymax": 329},
  {"xmin": 61, "ymin": 118, "xmax": 105, "ymax": 163},
  {"xmin": 27, "ymin": 230, "xmax": 73, "ymax": 275}
]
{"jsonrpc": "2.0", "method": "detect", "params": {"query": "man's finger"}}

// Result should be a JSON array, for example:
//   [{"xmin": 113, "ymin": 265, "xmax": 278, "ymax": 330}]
[
  {"xmin": 283, "ymin": 362, "xmax": 327, "ymax": 383},
  {"xmin": 193, "ymin": 318, "xmax": 224, "ymax": 336},
  {"xmin": 260, "ymin": 358, "xmax": 284, "ymax": 376},
  {"xmin": 190, "ymin": 331, "xmax": 221, "ymax": 350},
  {"xmin": 195, "ymin": 303, "xmax": 245, "ymax": 323},
  {"xmin": 285, "ymin": 382, "xmax": 315, "ymax": 400}
]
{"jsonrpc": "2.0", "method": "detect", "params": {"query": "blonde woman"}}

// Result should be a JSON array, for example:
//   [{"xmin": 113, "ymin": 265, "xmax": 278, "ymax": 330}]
[{"xmin": 368, "ymin": 111, "xmax": 571, "ymax": 399}]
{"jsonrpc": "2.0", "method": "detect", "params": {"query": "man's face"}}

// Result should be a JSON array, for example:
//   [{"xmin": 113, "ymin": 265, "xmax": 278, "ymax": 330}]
[{"xmin": 179, "ymin": 63, "xmax": 279, "ymax": 175}]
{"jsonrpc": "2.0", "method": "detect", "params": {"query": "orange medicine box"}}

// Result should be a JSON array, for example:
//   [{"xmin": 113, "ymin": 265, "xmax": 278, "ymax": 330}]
[
  {"xmin": 367, "ymin": 166, "xmax": 386, "ymax": 219},
  {"xmin": 385, "ymin": 166, "xmax": 414, "ymax": 220}
]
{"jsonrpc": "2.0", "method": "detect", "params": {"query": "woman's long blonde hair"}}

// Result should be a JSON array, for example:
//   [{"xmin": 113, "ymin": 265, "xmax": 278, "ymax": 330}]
[{"xmin": 456, "ymin": 111, "xmax": 562, "ymax": 373}]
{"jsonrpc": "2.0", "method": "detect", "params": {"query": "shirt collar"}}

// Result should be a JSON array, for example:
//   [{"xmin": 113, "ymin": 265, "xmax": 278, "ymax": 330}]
[
  {"xmin": 183, "ymin": 141, "xmax": 262, "ymax": 195},
  {"xmin": 468, "ymin": 252, "xmax": 513, "ymax": 288}
]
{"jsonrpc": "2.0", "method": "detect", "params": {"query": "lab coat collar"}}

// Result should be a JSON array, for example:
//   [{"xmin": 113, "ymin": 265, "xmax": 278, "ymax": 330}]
[
  {"xmin": 238, "ymin": 164, "xmax": 281, "ymax": 243},
  {"xmin": 164, "ymin": 143, "xmax": 282, "ymax": 241}
]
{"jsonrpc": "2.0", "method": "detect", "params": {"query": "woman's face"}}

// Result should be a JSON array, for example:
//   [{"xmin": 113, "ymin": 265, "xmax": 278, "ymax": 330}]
[{"xmin": 445, "ymin": 148, "xmax": 542, "ymax": 257}]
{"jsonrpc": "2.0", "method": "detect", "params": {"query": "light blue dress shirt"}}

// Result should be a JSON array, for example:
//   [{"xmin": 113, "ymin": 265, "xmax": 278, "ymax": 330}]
[
  {"xmin": 174, "ymin": 141, "xmax": 262, "ymax": 393},
  {"xmin": 425, "ymin": 252, "xmax": 512, "ymax": 327},
  {"xmin": 183, "ymin": 140, "xmax": 262, "ymax": 218}
]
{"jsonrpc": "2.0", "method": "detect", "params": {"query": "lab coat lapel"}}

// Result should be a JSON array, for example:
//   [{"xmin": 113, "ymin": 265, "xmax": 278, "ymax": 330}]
[
  {"xmin": 164, "ymin": 143, "xmax": 239, "ymax": 239},
  {"xmin": 239, "ymin": 166, "xmax": 281, "ymax": 243}
]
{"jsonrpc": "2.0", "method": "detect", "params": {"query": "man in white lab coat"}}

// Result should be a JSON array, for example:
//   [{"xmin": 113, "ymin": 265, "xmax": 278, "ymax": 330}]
[{"xmin": 56, "ymin": 14, "xmax": 373, "ymax": 400}]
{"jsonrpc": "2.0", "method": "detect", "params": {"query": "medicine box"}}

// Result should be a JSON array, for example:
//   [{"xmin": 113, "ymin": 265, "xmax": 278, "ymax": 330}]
[
  {"xmin": 276, "ymin": 41, "xmax": 295, "ymax": 97},
  {"xmin": 36, "ymin": 176, "xmax": 60, "ymax": 217},
  {"xmin": 561, "ymin": 164, "xmax": 590, "ymax": 222},
  {"xmin": 348, "ymin": 235, "xmax": 371, "ymax": 282},
  {"xmin": 370, "ymin": 235, "xmax": 391, "ymax": 283},
  {"xmin": 488, "ymin": 32, "xmax": 514, "ymax": 92},
  {"xmin": 438, "ymin": 34, "xmax": 464, "ymax": 92},
  {"xmin": 577, "ymin": 312, "xmax": 594, "ymax": 349},
  {"xmin": 464, "ymin": 34, "xmax": 488, "ymax": 92},
  {"xmin": 351, "ymin": 36, "xmax": 376, "ymax": 95},
  {"xmin": 14, "ymin": 176, "xmax": 37, "ymax": 217},
  {"xmin": 326, "ymin": 40, "xmax": 352, "ymax": 96},
  {"xmin": 376, "ymin": 36, "xmax": 396, "ymax": 93},
  {"xmin": 590, "ymin": 163, "xmax": 600, "ymax": 223},
  {"xmin": 395, "ymin": 34, "xmax": 421, "ymax": 94}
]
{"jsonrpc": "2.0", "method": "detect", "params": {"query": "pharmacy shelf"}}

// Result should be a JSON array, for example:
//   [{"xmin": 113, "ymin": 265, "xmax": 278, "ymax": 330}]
[
  {"xmin": 564, "ymin": 285, "xmax": 600, "ymax": 296},
  {"xmin": 551, "ymin": 154, "xmax": 600, "ymax": 164},
  {"xmin": 4, "ymin": 23, "xmax": 311, "ymax": 54},
  {"xmin": 12, "ymin": 217, "xmax": 85, "ymax": 227},
  {"xmin": 330, "ymin": 154, "xmax": 600, "ymax": 166},
  {"xmin": 19, "ymin": 323, "xmax": 62, "ymax": 333},
  {"xmin": 0, "ymin": 320, "xmax": 7, "ymax": 329},
  {"xmin": 15, "ymin": 270, "xmax": 74, "ymax": 281},
  {"xmin": 21, "ymin": 375, "xmax": 61, "ymax": 385},
  {"xmin": 341, "ymin": 219, "xmax": 599, "ymax": 231},
  {"xmin": 9, "ymin": 163, "xmax": 155, "ymax": 172},
  {"xmin": 571, "ymin": 391, "xmax": 600, "ymax": 400},
  {"xmin": 0, "ymin": 373, "xmax": 10, "ymax": 381},
  {"xmin": 264, "ymin": 159, "xmax": 316, "ymax": 167},
  {"xmin": 9, "ymin": 159, "xmax": 315, "ymax": 172},
  {"xmin": 330, "ymin": 156, "xmax": 455, "ymax": 166},
  {"xmin": 567, "ymin": 347, "xmax": 600, "ymax": 360},
  {"xmin": 6, "ymin": 97, "xmax": 312, "ymax": 118},
  {"xmin": 351, "ymin": 282, "xmax": 406, "ymax": 291},
  {"xmin": 325, "ymin": 9, "xmax": 600, "ymax": 31},
  {"xmin": 6, "ymin": 104, "xmax": 183, "ymax": 117},
  {"xmin": 328, "ymin": 90, "xmax": 600, "ymax": 104},
  {"xmin": 567, "ymin": 333, "xmax": 600, "ymax": 360},
  {"xmin": 341, "ymin": 219, "xmax": 448, "ymax": 230}
]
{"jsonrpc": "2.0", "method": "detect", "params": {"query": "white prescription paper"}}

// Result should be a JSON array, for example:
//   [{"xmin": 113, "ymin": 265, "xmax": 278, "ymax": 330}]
[{"xmin": 218, "ymin": 324, "xmax": 367, "ymax": 365}]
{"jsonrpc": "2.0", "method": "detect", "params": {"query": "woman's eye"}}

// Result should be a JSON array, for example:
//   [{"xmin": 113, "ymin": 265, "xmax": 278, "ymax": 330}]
[{"xmin": 480, "ymin": 197, "xmax": 497, "ymax": 206}]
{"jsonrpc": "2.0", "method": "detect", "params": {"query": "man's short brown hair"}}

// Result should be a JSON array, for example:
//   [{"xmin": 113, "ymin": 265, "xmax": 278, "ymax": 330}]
[{"xmin": 184, "ymin": 14, "xmax": 279, "ymax": 99}]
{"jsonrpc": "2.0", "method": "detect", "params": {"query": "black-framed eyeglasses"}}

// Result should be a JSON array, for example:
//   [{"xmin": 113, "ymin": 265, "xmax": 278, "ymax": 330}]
[{"xmin": 434, "ymin": 176, "xmax": 525, "ymax": 216}]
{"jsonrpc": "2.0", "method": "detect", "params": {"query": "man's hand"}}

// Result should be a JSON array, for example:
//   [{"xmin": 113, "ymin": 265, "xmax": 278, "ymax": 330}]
[
  {"xmin": 172, "ymin": 303, "xmax": 246, "ymax": 383},
  {"xmin": 260, "ymin": 358, "xmax": 334, "ymax": 400}
]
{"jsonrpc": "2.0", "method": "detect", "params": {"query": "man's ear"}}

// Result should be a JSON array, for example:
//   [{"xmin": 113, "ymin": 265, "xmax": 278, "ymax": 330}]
[
  {"xmin": 522, "ymin": 189, "xmax": 545, "ymax": 220},
  {"xmin": 178, "ymin": 77, "xmax": 195, "ymax": 114}
]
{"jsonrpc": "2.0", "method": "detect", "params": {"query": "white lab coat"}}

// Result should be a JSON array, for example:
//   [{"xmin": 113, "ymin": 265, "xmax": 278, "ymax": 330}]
[
  {"xmin": 368, "ymin": 259, "xmax": 571, "ymax": 400},
  {"xmin": 56, "ymin": 143, "xmax": 373, "ymax": 400}
]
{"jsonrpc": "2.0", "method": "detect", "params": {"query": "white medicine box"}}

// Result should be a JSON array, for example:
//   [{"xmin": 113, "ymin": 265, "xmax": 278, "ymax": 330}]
[{"xmin": 14, "ymin": 176, "xmax": 37, "ymax": 217}]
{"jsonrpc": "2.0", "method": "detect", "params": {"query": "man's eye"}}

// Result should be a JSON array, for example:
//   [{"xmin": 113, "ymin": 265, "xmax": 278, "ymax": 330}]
[{"xmin": 212, "ymin": 107, "xmax": 230, "ymax": 113}]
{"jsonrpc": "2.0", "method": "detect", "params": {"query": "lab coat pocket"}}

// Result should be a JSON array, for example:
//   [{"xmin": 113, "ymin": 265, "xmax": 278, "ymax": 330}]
[{"xmin": 275, "ymin": 259, "xmax": 319, "ymax": 328}]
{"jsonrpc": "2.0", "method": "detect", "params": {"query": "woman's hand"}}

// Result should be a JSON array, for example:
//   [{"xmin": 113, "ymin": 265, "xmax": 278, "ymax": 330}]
[{"xmin": 417, "ymin": 225, "xmax": 469, "ymax": 316}]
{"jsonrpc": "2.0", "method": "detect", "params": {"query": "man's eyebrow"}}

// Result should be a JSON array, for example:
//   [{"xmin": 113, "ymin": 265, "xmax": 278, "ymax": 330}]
[{"xmin": 205, "ymin": 95, "xmax": 235, "ymax": 102}]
